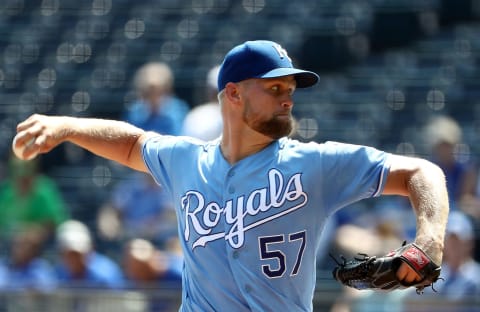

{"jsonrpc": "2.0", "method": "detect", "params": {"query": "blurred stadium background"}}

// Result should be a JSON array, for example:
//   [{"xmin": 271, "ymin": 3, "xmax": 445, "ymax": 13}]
[{"xmin": 1, "ymin": 0, "xmax": 480, "ymax": 311}]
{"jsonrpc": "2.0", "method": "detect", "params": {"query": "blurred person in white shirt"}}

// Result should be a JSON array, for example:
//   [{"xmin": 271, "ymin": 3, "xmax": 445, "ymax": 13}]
[{"xmin": 182, "ymin": 65, "xmax": 222, "ymax": 141}]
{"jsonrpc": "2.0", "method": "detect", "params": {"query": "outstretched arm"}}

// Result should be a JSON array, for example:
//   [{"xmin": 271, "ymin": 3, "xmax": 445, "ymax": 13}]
[
  {"xmin": 14, "ymin": 114, "xmax": 156, "ymax": 172},
  {"xmin": 383, "ymin": 154, "xmax": 449, "ymax": 283}
]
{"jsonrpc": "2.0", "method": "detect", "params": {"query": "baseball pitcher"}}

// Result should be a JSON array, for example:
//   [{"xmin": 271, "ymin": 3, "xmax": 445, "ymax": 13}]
[{"xmin": 13, "ymin": 40, "xmax": 449, "ymax": 311}]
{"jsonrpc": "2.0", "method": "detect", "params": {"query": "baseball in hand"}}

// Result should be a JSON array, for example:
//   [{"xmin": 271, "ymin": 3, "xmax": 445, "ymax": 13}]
[{"xmin": 12, "ymin": 134, "xmax": 38, "ymax": 160}]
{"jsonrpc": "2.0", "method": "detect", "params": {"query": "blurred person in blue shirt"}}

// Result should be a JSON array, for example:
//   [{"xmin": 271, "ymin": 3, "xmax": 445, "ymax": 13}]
[
  {"xmin": 123, "ymin": 238, "xmax": 182, "ymax": 312},
  {"xmin": 0, "ymin": 226, "xmax": 57, "ymax": 292},
  {"xmin": 116, "ymin": 62, "xmax": 188, "ymax": 247},
  {"xmin": 96, "ymin": 172, "xmax": 177, "ymax": 245},
  {"xmin": 124, "ymin": 62, "xmax": 189, "ymax": 136},
  {"xmin": 431, "ymin": 211, "xmax": 480, "ymax": 298},
  {"xmin": 55, "ymin": 220, "xmax": 124, "ymax": 289},
  {"xmin": 397, "ymin": 211, "xmax": 480, "ymax": 312},
  {"xmin": 422, "ymin": 115, "xmax": 470, "ymax": 210}
]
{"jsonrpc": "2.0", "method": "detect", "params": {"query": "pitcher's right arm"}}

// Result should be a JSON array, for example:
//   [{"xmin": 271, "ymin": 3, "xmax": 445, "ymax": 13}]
[{"xmin": 14, "ymin": 114, "xmax": 158, "ymax": 172}]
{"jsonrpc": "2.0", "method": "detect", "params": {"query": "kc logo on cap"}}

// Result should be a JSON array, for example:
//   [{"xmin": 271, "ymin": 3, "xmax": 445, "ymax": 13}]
[
  {"xmin": 271, "ymin": 43, "xmax": 292, "ymax": 62},
  {"xmin": 217, "ymin": 40, "xmax": 319, "ymax": 91}
]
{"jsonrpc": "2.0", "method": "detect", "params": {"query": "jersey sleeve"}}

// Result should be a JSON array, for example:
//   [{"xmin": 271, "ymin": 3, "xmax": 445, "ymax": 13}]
[
  {"xmin": 319, "ymin": 141, "xmax": 391, "ymax": 212},
  {"xmin": 141, "ymin": 135, "xmax": 178, "ymax": 194}
]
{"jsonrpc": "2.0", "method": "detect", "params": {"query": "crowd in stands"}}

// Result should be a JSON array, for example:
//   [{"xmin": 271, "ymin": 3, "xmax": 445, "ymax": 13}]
[{"xmin": 0, "ymin": 62, "xmax": 221, "ymax": 304}]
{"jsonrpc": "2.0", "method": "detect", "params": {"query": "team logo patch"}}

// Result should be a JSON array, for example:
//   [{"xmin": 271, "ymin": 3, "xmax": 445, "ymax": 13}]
[
  {"xmin": 402, "ymin": 246, "xmax": 429, "ymax": 270},
  {"xmin": 272, "ymin": 43, "xmax": 292, "ymax": 62}
]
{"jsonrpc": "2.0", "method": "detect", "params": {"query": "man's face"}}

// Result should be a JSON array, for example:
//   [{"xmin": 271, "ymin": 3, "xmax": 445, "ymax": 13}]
[{"xmin": 239, "ymin": 76, "xmax": 296, "ymax": 139}]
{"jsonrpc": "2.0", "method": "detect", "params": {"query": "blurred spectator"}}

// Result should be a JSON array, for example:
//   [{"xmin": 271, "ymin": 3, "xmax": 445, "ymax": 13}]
[
  {"xmin": 458, "ymin": 165, "xmax": 480, "ymax": 221},
  {"xmin": 401, "ymin": 211, "xmax": 480, "ymax": 311},
  {"xmin": 55, "ymin": 220, "xmax": 124, "ymax": 289},
  {"xmin": 0, "ymin": 259, "xmax": 6, "ymax": 289},
  {"xmin": 96, "ymin": 172, "xmax": 177, "ymax": 245},
  {"xmin": 123, "ymin": 238, "xmax": 182, "ymax": 285},
  {"xmin": 422, "ymin": 115, "xmax": 469, "ymax": 210},
  {"xmin": 0, "ymin": 153, "xmax": 68, "ymax": 244},
  {"xmin": 0, "ymin": 226, "xmax": 57, "ymax": 291},
  {"xmin": 123, "ymin": 238, "xmax": 182, "ymax": 312},
  {"xmin": 457, "ymin": 166, "xmax": 480, "ymax": 262},
  {"xmin": 124, "ymin": 62, "xmax": 190, "ymax": 135},
  {"xmin": 182, "ymin": 65, "xmax": 223, "ymax": 141},
  {"xmin": 332, "ymin": 207, "xmax": 404, "ymax": 260},
  {"xmin": 329, "ymin": 209, "xmax": 406, "ymax": 312},
  {"xmin": 164, "ymin": 236, "xmax": 184, "ymax": 275},
  {"xmin": 430, "ymin": 211, "xmax": 480, "ymax": 298},
  {"xmin": 117, "ymin": 62, "xmax": 188, "ymax": 255}
]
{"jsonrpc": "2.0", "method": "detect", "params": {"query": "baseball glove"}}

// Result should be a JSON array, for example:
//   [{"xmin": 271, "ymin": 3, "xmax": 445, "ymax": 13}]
[{"xmin": 331, "ymin": 242, "xmax": 442, "ymax": 294}]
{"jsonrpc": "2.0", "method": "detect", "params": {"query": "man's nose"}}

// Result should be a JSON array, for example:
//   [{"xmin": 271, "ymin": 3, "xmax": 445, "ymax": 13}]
[{"xmin": 281, "ymin": 95, "xmax": 293, "ymax": 108}]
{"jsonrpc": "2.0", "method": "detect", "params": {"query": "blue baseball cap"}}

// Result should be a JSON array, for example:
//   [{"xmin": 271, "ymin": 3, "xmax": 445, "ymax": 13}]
[{"xmin": 217, "ymin": 40, "xmax": 319, "ymax": 91}]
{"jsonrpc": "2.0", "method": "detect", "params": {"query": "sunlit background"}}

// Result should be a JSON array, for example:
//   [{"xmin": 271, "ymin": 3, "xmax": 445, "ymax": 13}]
[{"xmin": 1, "ymin": 1, "xmax": 479, "ymax": 311}]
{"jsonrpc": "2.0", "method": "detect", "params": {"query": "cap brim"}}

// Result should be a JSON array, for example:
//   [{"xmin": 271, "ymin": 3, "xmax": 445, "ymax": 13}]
[{"xmin": 259, "ymin": 68, "xmax": 319, "ymax": 88}]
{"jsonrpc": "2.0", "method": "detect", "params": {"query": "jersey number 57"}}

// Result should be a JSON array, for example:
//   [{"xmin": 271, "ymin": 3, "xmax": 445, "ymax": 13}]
[{"xmin": 258, "ymin": 230, "xmax": 306, "ymax": 278}]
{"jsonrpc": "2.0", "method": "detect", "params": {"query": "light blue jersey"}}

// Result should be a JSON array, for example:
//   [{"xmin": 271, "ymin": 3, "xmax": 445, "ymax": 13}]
[{"xmin": 143, "ymin": 136, "xmax": 390, "ymax": 311}]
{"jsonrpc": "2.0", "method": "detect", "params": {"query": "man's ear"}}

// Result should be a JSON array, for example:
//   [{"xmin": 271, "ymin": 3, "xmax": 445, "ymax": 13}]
[{"xmin": 224, "ymin": 82, "xmax": 241, "ymax": 103}]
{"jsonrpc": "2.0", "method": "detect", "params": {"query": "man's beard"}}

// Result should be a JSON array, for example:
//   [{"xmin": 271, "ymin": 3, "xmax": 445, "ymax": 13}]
[{"xmin": 242, "ymin": 101, "xmax": 293, "ymax": 139}]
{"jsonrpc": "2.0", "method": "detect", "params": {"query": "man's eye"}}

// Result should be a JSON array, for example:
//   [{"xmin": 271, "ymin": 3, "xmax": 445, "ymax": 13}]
[{"xmin": 271, "ymin": 86, "xmax": 279, "ymax": 92}]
